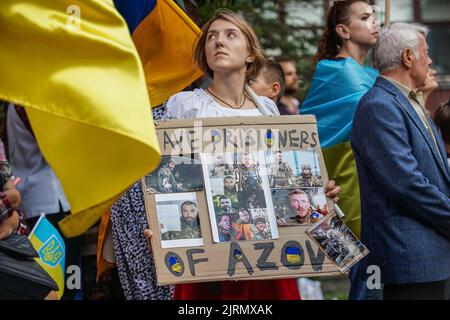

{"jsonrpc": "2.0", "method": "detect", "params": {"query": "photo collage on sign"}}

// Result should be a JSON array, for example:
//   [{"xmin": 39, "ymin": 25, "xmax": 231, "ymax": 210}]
[
  {"xmin": 308, "ymin": 213, "xmax": 369, "ymax": 272},
  {"xmin": 265, "ymin": 150, "xmax": 328, "ymax": 226},
  {"xmin": 146, "ymin": 149, "xmax": 328, "ymax": 248},
  {"xmin": 201, "ymin": 152, "xmax": 279, "ymax": 243},
  {"xmin": 146, "ymin": 154, "xmax": 204, "ymax": 248}
]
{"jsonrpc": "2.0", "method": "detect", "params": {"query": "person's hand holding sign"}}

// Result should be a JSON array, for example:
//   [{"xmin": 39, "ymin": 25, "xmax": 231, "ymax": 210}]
[
  {"xmin": 144, "ymin": 229, "xmax": 154, "ymax": 254},
  {"xmin": 325, "ymin": 180, "xmax": 341, "ymax": 203}
]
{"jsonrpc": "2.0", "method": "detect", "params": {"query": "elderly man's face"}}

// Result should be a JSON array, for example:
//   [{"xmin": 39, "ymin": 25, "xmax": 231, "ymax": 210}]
[
  {"xmin": 181, "ymin": 203, "xmax": 198, "ymax": 223},
  {"xmin": 411, "ymin": 34, "xmax": 432, "ymax": 88},
  {"xmin": 290, "ymin": 193, "xmax": 310, "ymax": 217}
]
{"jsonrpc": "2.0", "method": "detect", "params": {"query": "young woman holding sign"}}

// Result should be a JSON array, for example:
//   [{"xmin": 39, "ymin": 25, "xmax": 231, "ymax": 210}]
[{"xmin": 110, "ymin": 9, "xmax": 340, "ymax": 300}]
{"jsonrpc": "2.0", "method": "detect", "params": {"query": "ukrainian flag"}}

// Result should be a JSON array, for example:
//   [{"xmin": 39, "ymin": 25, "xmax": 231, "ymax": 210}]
[
  {"xmin": 29, "ymin": 214, "xmax": 66, "ymax": 300},
  {"xmin": 0, "ymin": 0, "xmax": 161, "ymax": 237},
  {"xmin": 286, "ymin": 247, "xmax": 302, "ymax": 264},
  {"xmin": 301, "ymin": 58, "xmax": 378, "ymax": 237},
  {"xmin": 114, "ymin": 0, "xmax": 203, "ymax": 107}
]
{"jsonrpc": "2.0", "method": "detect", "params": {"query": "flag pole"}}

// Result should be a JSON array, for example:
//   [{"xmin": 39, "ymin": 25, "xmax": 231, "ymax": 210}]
[{"xmin": 385, "ymin": 0, "xmax": 391, "ymax": 27}]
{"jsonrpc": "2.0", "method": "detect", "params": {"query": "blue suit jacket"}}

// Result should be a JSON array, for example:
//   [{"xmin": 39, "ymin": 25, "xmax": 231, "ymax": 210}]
[{"xmin": 351, "ymin": 76, "xmax": 450, "ymax": 284}]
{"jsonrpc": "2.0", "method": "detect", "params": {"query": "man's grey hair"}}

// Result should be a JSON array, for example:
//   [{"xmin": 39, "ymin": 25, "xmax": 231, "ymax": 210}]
[{"xmin": 374, "ymin": 22, "xmax": 429, "ymax": 72}]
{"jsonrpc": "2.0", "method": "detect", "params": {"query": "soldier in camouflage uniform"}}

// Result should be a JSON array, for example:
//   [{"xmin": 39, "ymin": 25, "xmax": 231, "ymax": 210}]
[
  {"xmin": 235, "ymin": 153, "xmax": 262, "ymax": 191},
  {"xmin": 251, "ymin": 211, "xmax": 271, "ymax": 240},
  {"xmin": 157, "ymin": 158, "xmax": 181, "ymax": 192},
  {"xmin": 210, "ymin": 155, "xmax": 233, "ymax": 176},
  {"xmin": 161, "ymin": 201, "xmax": 202, "ymax": 240},
  {"xmin": 269, "ymin": 151, "xmax": 293, "ymax": 187},
  {"xmin": 223, "ymin": 176, "xmax": 237, "ymax": 197},
  {"xmin": 216, "ymin": 195, "xmax": 235, "ymax": 216},
  {"xmin": 284, "ymin": 189, "xmax": 323, "ymax": 225},
  {"xmin": 297, "ymin": 164, "xmax": 323, "ymax": 187}
]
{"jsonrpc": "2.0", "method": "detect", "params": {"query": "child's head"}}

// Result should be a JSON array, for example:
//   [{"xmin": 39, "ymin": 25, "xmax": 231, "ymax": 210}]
[
  {"xmin": 248, "ymin": 60, "xmax": 286, "ymax": 103},
  {"xmin": 433, "ymin": 100, "xmax": 450, "ymax": 155}
]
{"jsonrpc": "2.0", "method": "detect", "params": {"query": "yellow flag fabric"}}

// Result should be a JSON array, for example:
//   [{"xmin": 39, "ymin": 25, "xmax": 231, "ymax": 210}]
[
  {"xmin": 0, "ymin": 0, "xmax": 161, "ymax": 237},
  {"xmin": 323, "ymin": 142, "xmax": 362, "ymax": 238},
  {"xmin": 132, "ymin": 0, "xmax": 203, "ymax": 106}
]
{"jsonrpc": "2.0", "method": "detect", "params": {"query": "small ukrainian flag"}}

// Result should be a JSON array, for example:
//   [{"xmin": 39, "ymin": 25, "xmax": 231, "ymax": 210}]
[
  {"xmin": 211, "ymin": 130, "xmax": 221, "ymax": 143},
  {"xmin": 233, "ymin": 249, "xmax": 243, "ymax": 261},
  {"xmin": 286, "ymin": 247, "xmax": 302, "ymax": 264},
  {"xmin": 29, "ymin": 213, "xmax": 66, "ymax": 299},
  {"xmin": 169, "ymin": 256, "xmax": 182, "ymax": 274},
  {"xmin": 266, "ymin": 129, "xmax": 273, "ymax": 147}
]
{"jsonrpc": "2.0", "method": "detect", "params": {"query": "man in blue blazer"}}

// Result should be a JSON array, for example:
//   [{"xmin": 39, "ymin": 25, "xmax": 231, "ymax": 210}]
[{"xmin": 351, "ymin": 22, "xmax": 450, "ymax": 299}]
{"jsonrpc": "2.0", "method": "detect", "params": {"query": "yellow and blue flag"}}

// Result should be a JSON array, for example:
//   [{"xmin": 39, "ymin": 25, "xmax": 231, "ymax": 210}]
[
  {"xmin": 114, "ymin": 0, "xmax": 203, "ymax": 107},
  {"xmin": 0, "ymin": 0, "xmax": 162, "ymax": 237},
  {"xmin": 301, "ymin": 58, "xmax": 379, "ymax": 237},
  {"xmin": 29, "ymin": 213, "xmax": 66, "ymax": 300},
  {"xmin": 286, "ymin": 247, "xmax": 302, "ymax": 264}
]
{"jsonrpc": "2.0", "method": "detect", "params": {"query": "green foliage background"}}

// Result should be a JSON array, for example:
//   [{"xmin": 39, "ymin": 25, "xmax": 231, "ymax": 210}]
[{"xmin": 176, "ymin": 0, "xmax": 326, "ymax": 100}]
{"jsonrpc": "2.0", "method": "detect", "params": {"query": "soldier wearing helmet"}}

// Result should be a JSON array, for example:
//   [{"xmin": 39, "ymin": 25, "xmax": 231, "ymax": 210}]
[{"xmin": 298, "ymin": 164, "xmax": 322, "ymax": 187}]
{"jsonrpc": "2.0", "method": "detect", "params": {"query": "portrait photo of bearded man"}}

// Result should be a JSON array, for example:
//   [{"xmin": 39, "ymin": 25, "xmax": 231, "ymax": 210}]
[
  {"xmin": 277, "ymin": 189, "xmax": 323, "ymax": 225},
  {"xmin": 297, "ymin": 164, "xmax": 323, "ymax": 187},
  {"xmin": 161, "ymin": 201, "xmax": 202, "ymax": 240}
]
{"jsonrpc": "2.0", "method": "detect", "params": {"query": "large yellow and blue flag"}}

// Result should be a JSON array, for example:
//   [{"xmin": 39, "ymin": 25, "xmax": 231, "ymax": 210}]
[
  {"xmin": 0, "ymin": 0, "xmax": 162, "ymax": 237},
  {"xmin": 114, "ymin": 0, "xmax": 203, "ymax": 107},
  {"xmin": 29, "ymin": 213, "xmax": 66, "ymax": 300},
  {"xmin": 301, "ymin": 58, "xmax": 378, "ymax": 237}
]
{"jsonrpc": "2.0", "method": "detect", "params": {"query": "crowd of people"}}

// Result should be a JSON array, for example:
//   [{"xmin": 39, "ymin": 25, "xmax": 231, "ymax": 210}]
[{"xmin": 1, "ymin": 0, "xmax": 449, "ymax": 300}]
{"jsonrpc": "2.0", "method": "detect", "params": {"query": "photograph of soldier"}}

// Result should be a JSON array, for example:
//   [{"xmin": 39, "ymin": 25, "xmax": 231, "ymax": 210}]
[
  {"xmin": 232, "ymin": 208, "xmax": 253, "ymax": 240},
  {"xmin": 145, "ymin": 155, "xmax": 203, "ymax": 193},
  {"xmin": 237, "ymin": 190, "xmax": 266, "ymax": 210},
  {"xmin": 158, "ymin": 158, "xmax": 180, "ymax": 192},
  {"xmin": 210, "ymin": 177, "xmax": 239, "ymax": 205},
  {"xmin": 223, "ymin": 175, "xmax": 237, "ymax": 196},
  {"xmin": 297, "ymin": 164, "xmax": 323, "ymax": 187},
  {"xmin": 268, "ymin": 150, "xmax": 294, "ymax": 188},
  {"xmin": 202, "ymin": 152, "xmax": 279, "ymax": 243},
  {"xmin": 235, "ymin": 152, "xmax": 263, "ymax": 191},
  {"xmin": 161, "ymin": 200, "xmax": 202, "ymax": 240},
  {"xmin": 250, "ymin": 211, "xmax": 272, "ymax": 240},
  {"xmin": 266, "ymin": 150, "xmax": 323, "ymax": 189},
  {"xmin": 217, "ymin": 213, "xmax": 234, "ymax": 242},
  {"xmin": 214, "ymin": 195, "xmax": 236, "ymax": 215},
  {"xmin": 272, "ymin": 188, "xmax": 327, "ymax": 226},
  {"xmin": 210, "ymin": 154, "xmax": 233, "ymax": 177},
  {"xmin": 307, "ymin": 213, "xmax": 368, "ymax": 272},
  {"xmin": 155, "ymin": 193, "xmax": 203, "ymax": 248}
]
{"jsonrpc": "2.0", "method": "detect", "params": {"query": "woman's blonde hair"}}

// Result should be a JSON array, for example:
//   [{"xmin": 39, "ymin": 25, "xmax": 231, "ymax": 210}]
[{"xmin": 193, "ymin": 9, "xmax": 265, "ymax": 80}]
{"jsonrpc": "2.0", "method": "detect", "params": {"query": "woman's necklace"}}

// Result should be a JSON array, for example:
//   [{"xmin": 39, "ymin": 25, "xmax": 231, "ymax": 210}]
[{"xmin": 205, "ymin": 88, "xmax": 247, "ymax": 109}]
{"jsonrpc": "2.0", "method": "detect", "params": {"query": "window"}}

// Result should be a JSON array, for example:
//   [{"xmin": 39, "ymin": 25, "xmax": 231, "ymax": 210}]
[{"xmin": 420, "ymin": 0, "xmax": 450, "ymax": 22}]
